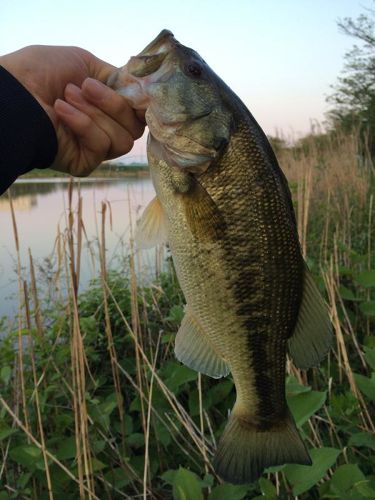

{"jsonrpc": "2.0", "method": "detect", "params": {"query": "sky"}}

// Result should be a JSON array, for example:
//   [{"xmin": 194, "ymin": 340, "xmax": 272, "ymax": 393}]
[{"xmin": 0, "ymin": 0, "xmax": 372, "ymax": 161}]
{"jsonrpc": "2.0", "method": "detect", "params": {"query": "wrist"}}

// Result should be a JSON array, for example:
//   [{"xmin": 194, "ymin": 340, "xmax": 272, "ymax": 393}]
[
  {"xmin": 0, "ymin": 53, "xmax": 27, "ymax": 89},
  {"xmin": 0, "ymin": 50, "xmax": 51, "ymax": 121}
]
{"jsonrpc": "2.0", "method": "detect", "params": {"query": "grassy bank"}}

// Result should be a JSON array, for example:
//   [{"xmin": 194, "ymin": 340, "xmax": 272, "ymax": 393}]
[{"xmin": 0, "ymin": 130, "xmax": 375, "ymax": 499}]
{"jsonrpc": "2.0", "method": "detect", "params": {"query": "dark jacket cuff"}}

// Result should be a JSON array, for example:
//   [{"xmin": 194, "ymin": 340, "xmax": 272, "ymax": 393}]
[{"xmin": 0, "ymin": 65, "xmax": 58, "ymax": 194}]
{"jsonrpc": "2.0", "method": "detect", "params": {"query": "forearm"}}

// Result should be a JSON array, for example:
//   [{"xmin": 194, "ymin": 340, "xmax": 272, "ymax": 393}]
[{"xmin": 0, "ymin": 65, "xmax": 57, "ymax": 195}]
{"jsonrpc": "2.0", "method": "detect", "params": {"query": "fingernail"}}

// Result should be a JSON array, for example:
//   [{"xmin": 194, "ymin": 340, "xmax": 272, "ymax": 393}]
[
  {"xmin": 83, "ymin": 78, "xmax": 109, "ymax": 101},
  {"xmin": 66, "ymin": 83, "xmax": 85, "ymax": 104},
  {"xmin": 55, "ymin": 99, "xmax": 79, "ymax": 115}
]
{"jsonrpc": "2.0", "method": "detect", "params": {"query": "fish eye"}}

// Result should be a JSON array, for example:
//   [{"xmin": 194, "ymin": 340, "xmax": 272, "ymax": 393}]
[{"xmin": 186, "ymin": 62, "xmax": 203, "ymax": 77}]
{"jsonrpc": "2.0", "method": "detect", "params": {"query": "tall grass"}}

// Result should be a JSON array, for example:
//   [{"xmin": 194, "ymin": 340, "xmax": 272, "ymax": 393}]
[
  {"xmin": 282, "ymin": 129, "xmax": 375, "ymax": 434},
  {"xmin": 0, "ymin": 128, "xmax": 374, "ymax": 499}
]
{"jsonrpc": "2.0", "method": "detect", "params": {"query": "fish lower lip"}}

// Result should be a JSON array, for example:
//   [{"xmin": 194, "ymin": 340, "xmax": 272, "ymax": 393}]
[
  {"xmin": 163, "ymin": 144, "xmax": 212, "ymax": 172},
  {"xmin": 164, "ymin": 144, "xmax": 210, "ymax": 160}
]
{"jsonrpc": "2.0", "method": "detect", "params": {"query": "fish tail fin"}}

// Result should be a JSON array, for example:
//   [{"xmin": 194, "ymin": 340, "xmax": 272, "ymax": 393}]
[{"xmin": 213, "ymin": 406, "xmax": 311, "ymax": 484}]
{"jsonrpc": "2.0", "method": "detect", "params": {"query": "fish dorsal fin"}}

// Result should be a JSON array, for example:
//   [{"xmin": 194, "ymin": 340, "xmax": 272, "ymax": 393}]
[
  {"xmin": 288, "ymin": 264, "xmax": 333, "ymax": 369},
  {"xmin": 175, "ymin": 307, "xmax": 230, "ymax": 379},
  {"xmin": 135, "ymin": 196, "xmax": 168, "ymax": 249}
]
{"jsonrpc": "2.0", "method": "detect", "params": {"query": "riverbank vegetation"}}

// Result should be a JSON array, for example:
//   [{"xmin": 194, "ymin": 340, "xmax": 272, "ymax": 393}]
[{"xmin": 0, "ymin": 125, "xmax": 374, "ymax": 499}]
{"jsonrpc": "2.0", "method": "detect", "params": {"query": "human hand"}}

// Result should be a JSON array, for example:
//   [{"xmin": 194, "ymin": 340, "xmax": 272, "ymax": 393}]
[{"xmin": 0, "ymin": 45, "xmax": 145, "ymax": 176}]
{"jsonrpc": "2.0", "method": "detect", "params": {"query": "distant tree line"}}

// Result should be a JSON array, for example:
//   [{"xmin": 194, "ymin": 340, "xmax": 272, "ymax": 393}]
[
  {"xmin": 327, "ymin": 3, "xmax": 375, "ymax": 157},
  {"xmin": 268, "ymin": 4, "xmax": 375, "ymax": 160}
]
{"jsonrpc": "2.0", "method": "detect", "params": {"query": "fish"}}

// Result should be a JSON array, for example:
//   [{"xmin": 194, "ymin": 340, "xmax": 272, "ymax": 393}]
[{"xmin": 108, "ymin": 30, "xmax": 332, "ymax": 484}]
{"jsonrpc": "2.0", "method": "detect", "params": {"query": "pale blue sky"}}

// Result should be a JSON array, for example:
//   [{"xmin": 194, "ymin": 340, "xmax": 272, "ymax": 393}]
[{"xmin": 0, "ymin": 0, "xmax": 371, "ymax": 159}]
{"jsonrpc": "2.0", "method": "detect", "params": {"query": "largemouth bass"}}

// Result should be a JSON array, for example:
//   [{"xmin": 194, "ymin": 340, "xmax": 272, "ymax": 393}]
[{"xmin": 109, "ymin": 30, "xmax": 332, "ymax": 484}]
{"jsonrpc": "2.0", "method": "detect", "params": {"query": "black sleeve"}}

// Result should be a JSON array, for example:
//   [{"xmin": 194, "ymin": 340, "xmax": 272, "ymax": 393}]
[{"xmin": 0, "ymin": 66, "xmax": 58, "ymax": 195}]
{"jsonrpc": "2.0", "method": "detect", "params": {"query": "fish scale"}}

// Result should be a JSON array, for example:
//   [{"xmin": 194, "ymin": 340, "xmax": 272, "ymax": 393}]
[
  {"xmin": 198, "ymin": 121, "xmax": 303, "ymax": 423},
  {"xmin": 109, "ymin": 29, "xmax": 332, "ymax": 484}
]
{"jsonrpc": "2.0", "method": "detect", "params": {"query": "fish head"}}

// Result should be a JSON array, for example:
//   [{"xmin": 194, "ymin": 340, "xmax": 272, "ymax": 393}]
[{"xmin": 108, "ymin": 29, "xmax": 233, "ymax": 174}]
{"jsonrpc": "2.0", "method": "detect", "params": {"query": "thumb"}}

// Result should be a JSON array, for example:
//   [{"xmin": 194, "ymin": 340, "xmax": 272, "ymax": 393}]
[{"xmin": 85, "ymin": 53, "xmax": 117, "ymax": 84}]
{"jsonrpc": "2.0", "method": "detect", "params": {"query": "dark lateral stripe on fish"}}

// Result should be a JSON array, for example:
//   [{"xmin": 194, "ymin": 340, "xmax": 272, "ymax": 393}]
[{"xmin": 217, "ymin": 168, "xmax": 303, "ymax": 425}]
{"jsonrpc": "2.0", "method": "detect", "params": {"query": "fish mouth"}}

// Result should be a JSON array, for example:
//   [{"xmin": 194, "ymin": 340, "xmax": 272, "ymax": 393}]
[
  {"xmin": 138, "ymin": 29, "xmax": 175, "ymax": 57},
  {"xmin": 107, "ymin": 29, "xmax": 177, "ymax": 110},
  {"xmin": 127, "ymin": 52, "xmax": 168, "ymax": 78},
  {"xmin": 127, "ymin": 30, "xmax": 175, "ymax": 77}
]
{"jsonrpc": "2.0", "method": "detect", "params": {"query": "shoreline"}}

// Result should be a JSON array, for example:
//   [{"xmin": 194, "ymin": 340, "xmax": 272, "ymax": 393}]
[
  {"xmin": 19, "ymin": 170, "xmax": 150, "ymax": 182},
  {"xmin": 19, "ymin": 164, "xmax": 150, "ymax": 180},
  {"xmin": 16, "ymin": 173, "xmax": 150, "ymax": 183}
]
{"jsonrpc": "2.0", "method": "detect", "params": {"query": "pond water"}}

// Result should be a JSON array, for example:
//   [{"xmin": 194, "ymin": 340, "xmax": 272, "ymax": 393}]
[{"xmin": 0, "ymin": 177, "xmax": 157, "ymax": 321}]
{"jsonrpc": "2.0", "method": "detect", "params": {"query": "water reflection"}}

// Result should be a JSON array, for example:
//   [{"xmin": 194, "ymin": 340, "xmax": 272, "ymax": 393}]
[
  {"xmin": 10, "ymin": 180, "xmax": 62, "ymax": 197},
  {"xmin": 0, "ymin": 182, "xmax": 61, "ymax": 211},
  {"xmin": 0, "ymin": 177, "xmax": 157, "ymax": 321}
]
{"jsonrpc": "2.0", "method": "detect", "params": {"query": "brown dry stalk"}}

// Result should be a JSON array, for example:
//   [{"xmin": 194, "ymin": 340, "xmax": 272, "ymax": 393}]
[
  {"xmin": 8, "ymin": 192, "xmax": 31, "ymax": 443},
  {"xmin": 127, "ymin": 191, "xmax": 148, "ymax": 442},
  {"xmin": 99, "ymin": 202, "xmax": 125, "ymax": 443},
  {"xmin": 28, "ymin": 250, "xmax": 44, "ymax": 339},
  {"xmin": 143, "ymin": 332, "xmax": 161, "ymax": 499},
  {"xmin": 67, "ymin": 180, "xmax": 95, "ymax": 498},
  {"xmin": 23, "ymin": 281, "xmax": 54, "ymax": 500},
  {"xmin": 198, "ymin": 373, "xmax": 210, "ymax": 479}
]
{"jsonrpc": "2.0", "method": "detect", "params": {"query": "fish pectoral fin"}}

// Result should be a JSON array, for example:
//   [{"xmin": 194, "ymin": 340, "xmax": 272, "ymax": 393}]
[
  {"xmin": 135, "ymin": 196, "xmax": 168, "ymax": 249},
  {"xmin": 175, "ymin": 308, "xmax": 230, "ymax": 379},
  {"xmin": 288, "ymin": 264, "xmax": 333, "ymax": 369},
  {"xmin": 182, "ymin": 181, "xmax": 225, "ymax": 242}
]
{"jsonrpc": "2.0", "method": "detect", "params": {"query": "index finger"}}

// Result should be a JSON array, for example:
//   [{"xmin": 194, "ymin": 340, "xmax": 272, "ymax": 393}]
[{"xmin": 81, "ymin": 78, "xmax": 145, "ymax": 139}]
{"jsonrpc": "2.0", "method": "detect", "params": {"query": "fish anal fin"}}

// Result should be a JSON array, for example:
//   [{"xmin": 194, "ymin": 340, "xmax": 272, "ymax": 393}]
[
  {"xmin": 175, "ymin": 308, "xmax": 230, "ymax": 379},
  {"xmin": 135, "ymin": 196, "xmax": 168, "ymax": 249},
  {"xmin": 288, "ymin": 264, "xmax": 333, "ymax": 370}
]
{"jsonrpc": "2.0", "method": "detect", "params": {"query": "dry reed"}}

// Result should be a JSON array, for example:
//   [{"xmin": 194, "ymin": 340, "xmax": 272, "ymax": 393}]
[{"xmin": 1, "ymin": 127, "xmax": 374, "ymax": 498}]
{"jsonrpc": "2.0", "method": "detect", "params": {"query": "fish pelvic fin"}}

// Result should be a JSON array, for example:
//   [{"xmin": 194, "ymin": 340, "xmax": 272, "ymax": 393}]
[
  {"xmin": 174, "ymin": 307, "xmax": 230, "ymax": 379},
  {"xmin": 288, "ymin": 264, "xmax": 333, "ymax": 370},
  {"xmin": 135, "ymin": 196, "xmax": 168, "ymax": 249},
  {"xmin": 213, "ymin": 406, "xmax": 311, "ymax": 485}
]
